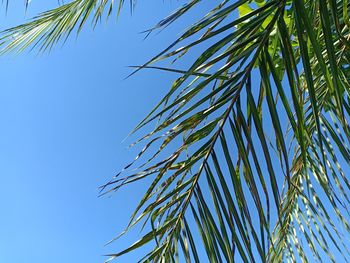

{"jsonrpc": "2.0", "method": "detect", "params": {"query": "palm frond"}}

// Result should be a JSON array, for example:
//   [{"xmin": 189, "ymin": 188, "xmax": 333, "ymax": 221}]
[
  {"xmin": 103, "ymin": 0, "xmax": 350, "ymax": 261},
  {"xmin": 0, "ymin": 0, "xmax": 130, "ymax": 53}
]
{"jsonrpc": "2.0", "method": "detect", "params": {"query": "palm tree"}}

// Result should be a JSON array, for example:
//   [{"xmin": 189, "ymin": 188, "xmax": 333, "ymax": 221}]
[{"xmin": 3, "ymin": 0, "xmax": 350, "ymax": 262}]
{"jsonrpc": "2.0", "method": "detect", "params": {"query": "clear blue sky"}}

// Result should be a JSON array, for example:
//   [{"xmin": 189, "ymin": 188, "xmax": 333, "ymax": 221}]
[
  {"xmin": 0, "ymin": 1, "xmax": 205, "ymax": 262},
  {"xmin": 1, "ymin": 2, "xmax": 350, "ymax": 263}
]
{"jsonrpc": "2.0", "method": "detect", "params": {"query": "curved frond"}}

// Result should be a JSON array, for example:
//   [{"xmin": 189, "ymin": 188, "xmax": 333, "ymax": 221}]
[
  {"xmin": 102, "ymin": 0, "xmax": 350, "ymax": 261},
  {"xmin": 0, "ymin": 0, "xmax": 128, "ymax": 52}
]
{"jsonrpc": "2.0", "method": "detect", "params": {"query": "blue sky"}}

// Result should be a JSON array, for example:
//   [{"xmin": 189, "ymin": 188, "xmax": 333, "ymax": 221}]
[
  {"xmin": 0, "ymin": 1, "xmax": 201, "ymax": 262},
  {"xmin": 1, "ymin": 2, "xmax": 350, "ymax": 263}
]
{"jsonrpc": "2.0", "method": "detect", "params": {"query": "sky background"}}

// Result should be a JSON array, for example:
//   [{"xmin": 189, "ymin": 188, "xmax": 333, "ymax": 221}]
[
  {"xmin": 0, "ymin": 1, "xmax": 203, "ymax": 262},
  {"xmin": 1, "ymin": 2, "xmax": 350, "ymax": 263}
]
